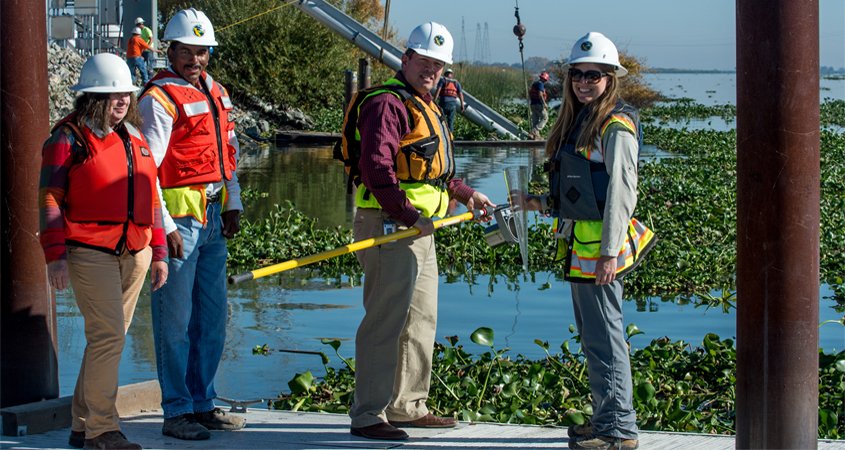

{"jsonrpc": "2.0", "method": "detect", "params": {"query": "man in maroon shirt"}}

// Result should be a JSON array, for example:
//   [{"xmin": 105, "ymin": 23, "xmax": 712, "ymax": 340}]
[{"xmin": 347, "ymin": 22, "xmax": 495, "ymax": 441}]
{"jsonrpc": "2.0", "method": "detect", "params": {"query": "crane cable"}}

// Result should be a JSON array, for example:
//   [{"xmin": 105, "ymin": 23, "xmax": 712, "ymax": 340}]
[
  {"xmin": 513, "ymin": 1, "xmax": 531, "ymax": 128},
  {"xmin": 216, "ymin": 0, "xmax": 297, "ymax": 33}
]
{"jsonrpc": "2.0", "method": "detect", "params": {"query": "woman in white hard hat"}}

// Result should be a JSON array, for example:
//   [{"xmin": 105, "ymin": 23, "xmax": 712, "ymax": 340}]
[
  {"xmin": 39, "ymin": 52, "xmax": 168, "ymax": 450},
  {"xmin": 525, "ymin": 32, "xmax": 656, "ymax": 450}
]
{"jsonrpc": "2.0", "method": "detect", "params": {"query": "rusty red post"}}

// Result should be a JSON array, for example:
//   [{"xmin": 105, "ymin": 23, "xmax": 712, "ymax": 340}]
[
  {"xmin": 735, "ymin": 0, "xmax": 820, "ymax": 448},
  {"xmin": 1, "ymin": 0, "xmax": 59, "ymax": 406}
]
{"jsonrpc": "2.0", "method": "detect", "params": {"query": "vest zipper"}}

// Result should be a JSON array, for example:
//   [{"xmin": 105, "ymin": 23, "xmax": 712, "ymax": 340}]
[
  {"xmin": 201, "ymin": 81, "xmax": 226, "ymax": 180},
  {"xmin": 115, "ymin": 135, "xmax": 134, "ymax": 255}
]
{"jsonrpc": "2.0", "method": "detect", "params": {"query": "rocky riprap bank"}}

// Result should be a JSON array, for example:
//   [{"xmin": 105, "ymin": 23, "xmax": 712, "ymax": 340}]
[{"xmin": 47, "ymin": 43, "xmax": 313, "ymax": 147}]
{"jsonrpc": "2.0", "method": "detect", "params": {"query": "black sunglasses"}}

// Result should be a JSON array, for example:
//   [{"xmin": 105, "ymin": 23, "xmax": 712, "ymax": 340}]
[{"xmin": 568, "ymin": 68, "xmax": 610, "ymax": 84}]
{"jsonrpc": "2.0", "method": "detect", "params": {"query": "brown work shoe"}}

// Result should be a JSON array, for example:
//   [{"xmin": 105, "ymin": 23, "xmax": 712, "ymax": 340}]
[
  {"xmin": 83, "ymin": 431, "xmax": 142, "ymax": 449},
  {"xmin": 162, "ymin": 414, "xmax": 210, "ymax": 440},
  {"xmin": 193, "ymin": 407, "xmax": 246, "ymax": 431},
  {"xmin": 389, "ymin": 413, "xmax": 457, "ymax": 428},
  {"xmin": 69, "ymin": 430, "xmax": 85, "ymax": 448},
  {"xmin": 567, "ymin": 422, "xmax": 593, "ymax": 439},
  {"xmin": 569, "ymin": 435, "xmax": 639, "ymax": 450},
  {"xmin": 350, "ymin": 422, "xmax": 409, "ymax": 440}
]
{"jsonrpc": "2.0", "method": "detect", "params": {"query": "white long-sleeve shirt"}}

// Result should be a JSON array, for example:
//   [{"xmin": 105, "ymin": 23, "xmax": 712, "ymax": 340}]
[{"xmin": 138, "ymin": 69, "xmax": 243, "ymax": 234}]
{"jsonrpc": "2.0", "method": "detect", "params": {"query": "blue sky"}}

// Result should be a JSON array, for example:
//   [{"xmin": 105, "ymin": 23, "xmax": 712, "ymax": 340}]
[{"xmin": 387, "ymin": 0, "xmax": 844, "ymax": 70}]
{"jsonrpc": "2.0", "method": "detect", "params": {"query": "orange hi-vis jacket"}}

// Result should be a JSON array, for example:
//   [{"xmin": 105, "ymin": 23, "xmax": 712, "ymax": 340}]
[
  {"xmin": 53, "ymin": 114, "xmax": 160, "ymax": 255},
  {"xmin": 142, "ymin": 69, "xmax": 237, "ymax": 189}
]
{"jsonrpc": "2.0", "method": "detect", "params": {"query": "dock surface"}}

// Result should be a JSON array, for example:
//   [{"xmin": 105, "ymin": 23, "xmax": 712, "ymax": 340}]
[{"xmin": 4, "ymin": 407, "xmax": 843, "ymax": 449}]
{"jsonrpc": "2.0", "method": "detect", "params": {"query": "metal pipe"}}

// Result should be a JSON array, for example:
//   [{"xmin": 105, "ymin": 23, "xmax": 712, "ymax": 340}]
[
  {"xmin": 735, "ymin": 1, "xmax": 820, "ymax": 448},
  {"xmin": 358, "ymin": 57, "xmax": 371, "ymax": 90},
  {"xmin": 295, "ymin": 0, "xmax": 526, "ymax": 139},
  {"xmin": 0, "ymin": 0, "xmax": 59, "ymax": 407}
]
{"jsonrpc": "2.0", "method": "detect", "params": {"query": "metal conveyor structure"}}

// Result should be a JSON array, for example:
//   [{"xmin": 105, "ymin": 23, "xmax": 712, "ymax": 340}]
[{"xmin": 294, "ymin": 0, "xmax": 528, "ymax": 139}]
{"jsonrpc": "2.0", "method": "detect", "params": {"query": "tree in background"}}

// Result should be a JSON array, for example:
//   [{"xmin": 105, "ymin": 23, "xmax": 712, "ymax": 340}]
[
  {"xmin": 159, "ymin": 0, "xmax": 393, "ymax": 111},
  {"xmin": 548, "ymin": 51, "xmax": 661, "ymax": 109}
]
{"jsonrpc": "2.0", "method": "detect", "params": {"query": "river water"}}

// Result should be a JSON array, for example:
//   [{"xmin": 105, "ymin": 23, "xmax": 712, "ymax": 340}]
[{"xmin": 55, "ymin": 73, "xmax": 845, "ymax": 402}]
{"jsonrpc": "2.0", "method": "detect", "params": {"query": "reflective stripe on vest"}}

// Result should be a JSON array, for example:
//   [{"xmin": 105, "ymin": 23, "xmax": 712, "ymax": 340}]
[
  {"xmin": 354, "ymin": 78, "xmax": 454, "ymax": 218},
  {"xmin": 557, "ymin": 218, "xmax": 656, "ymax": 281}
]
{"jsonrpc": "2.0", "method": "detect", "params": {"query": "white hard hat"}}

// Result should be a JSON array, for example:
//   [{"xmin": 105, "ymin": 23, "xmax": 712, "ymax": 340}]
[
  {"xmin": 163, "ymin": 8, "xmax": 218, "ymax": 46},
  {"xmin": 132, "ymin": 27, "xmax": 141, "ymax": 35},
  {"xmin": 71, "ymin": 53, "xmax": 138, "ymax": 93},
  {"xmin": 567, "ymin": 32, "xmax": 628, "ymax": 77},
  {"xmin": 135, "ymin": 17, "xmax": 145, "ymax": 25},
  {"xmin": 406, "ymin": 22, "xmax": 453, "ymax": 65}
]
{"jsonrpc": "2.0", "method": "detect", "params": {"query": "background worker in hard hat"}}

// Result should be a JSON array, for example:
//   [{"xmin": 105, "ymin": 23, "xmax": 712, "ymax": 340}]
[
  {"xmin": 347, "ymin": 21, "xmax": 494, "ymax": 441},
  {"xmin": 126, "ymin": 26, "xmax": 156, "ymax": 85},
  {"xmin": 528, "ymin": 71, "xmax": 550, "ymax": 139},
  {"xmin": 135, "ymin": 17, "xmax": 156, "ymax": 79},
  {"xmin": 433, "ymin": 68, "xmax": 465, "ymax": 131},
  {"xmin": 39, "ymin": 52, "xmax": 167, "ymax": 450},
  {"xmin": 524, "ymin": 32, "xmax": 655, "ymax": 450},
  {"xmin": 138, "ymin": 8, "xmax": 245, "ymax": 441}
]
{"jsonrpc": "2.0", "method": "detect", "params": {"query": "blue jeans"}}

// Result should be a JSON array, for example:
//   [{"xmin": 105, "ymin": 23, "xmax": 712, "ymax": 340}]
[
  {"xmin": 126, "ymin": 57, "xmax": 148, "ymax": 85},
  {"xmin": 151, "ymin": 202, "xmax": 228, "ymax": 418},
  {"xmin": 439, "ymin": 98, "xmax": 459, "ymax": 131}
]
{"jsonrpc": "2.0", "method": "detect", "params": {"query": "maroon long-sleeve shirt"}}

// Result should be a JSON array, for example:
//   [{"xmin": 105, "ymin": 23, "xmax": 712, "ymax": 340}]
[{"xmin": 357, "ymin": 72, "xmax": 475, "ymax": 227}]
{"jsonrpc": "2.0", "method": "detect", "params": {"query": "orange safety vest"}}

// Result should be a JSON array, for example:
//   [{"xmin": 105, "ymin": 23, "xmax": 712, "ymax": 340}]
[
  {"xmin": 142, "ymin": 69, "xmax": 237, "ymax": 188},
  {"xmin": 441, "ymin": 79, "xmax": 459, "ymax": 98},
  {"xmin": 53, "ymin": 115, "xmax": 158, "ymax": 255}
]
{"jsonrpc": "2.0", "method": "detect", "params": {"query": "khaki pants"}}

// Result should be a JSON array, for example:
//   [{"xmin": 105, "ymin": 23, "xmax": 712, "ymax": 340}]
[
  {"xmin": 349, "ymin": 208, "xmax": 439, "ymax": 428},
  {"xmin": 67, "ymin": 246, "xmax": 151, "ymax": 438}
]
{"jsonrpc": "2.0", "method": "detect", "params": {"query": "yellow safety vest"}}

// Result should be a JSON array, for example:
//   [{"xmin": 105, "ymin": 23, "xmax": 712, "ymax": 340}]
[
  {"xmin": 554, "ymin": 109, "xmax": 657, "ymax": 281},
  {"xmin": 355, "ymin": 78, "xmax": 453, "ymax": 218}
]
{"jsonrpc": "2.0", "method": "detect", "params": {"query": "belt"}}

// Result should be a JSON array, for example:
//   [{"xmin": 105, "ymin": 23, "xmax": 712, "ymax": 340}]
[{"xmin": 206, "ymin": 192, "xmax": 221, "ymax": 204}]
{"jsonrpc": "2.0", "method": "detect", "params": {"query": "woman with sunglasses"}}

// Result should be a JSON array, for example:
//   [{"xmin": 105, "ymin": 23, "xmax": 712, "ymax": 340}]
[{"xmin": 524, "ymin": 32, "xmax": 656, "ymax": 450}]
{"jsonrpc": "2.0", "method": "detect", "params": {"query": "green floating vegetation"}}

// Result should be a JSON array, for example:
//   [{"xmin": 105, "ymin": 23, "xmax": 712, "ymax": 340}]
[{"xmin": 262, "ymin": 328, "xmax": 845, "ymax": 439}]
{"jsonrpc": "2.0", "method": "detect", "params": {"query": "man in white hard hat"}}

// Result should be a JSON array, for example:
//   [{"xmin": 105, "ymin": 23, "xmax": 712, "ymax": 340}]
[
  {"xmin": 345, "ymin": 21, "xmax": 494, "ymax": 441},
  {"xmin": 138, "ymin": 8, "xmax": 245, "ymax": 441},
  {"xmin": 135, "ymin": 17, "xmax": 156, "ymax": 78}
]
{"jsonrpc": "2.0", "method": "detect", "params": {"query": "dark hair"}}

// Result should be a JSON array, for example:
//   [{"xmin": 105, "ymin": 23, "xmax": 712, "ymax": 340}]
[{"xmin": 73, "ymin": 92, "xmax": 142, "ymax": 131}]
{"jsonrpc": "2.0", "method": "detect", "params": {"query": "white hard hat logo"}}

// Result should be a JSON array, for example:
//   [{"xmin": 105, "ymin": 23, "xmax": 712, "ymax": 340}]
[
  {"xmin": 581, "ymin": 41, "xmax": 592, "ymax": 51},
  {"xmin": 193, "ymin": 25, "xmax": 205, "ymax": 37},
  {"xmin": 434, "ymin": 35, "xmax": 445, "ymax": 46}
]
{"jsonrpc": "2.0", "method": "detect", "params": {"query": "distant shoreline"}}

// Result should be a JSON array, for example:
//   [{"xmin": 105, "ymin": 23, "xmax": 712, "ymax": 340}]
[{"xmin": 648, "ymin": 68, "xmax": 735, "ymax": 74}]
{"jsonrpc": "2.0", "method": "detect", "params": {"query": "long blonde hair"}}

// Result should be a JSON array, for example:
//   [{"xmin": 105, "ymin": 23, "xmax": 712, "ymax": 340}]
[{"xmin": 544, "ymin": 66, "xmax": 620, "ymax": 159}]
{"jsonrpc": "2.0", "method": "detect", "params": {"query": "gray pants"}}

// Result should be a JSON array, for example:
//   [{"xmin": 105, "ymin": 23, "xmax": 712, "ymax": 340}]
[{"xmin": 571, "ymin": 279, "xmax": 638, "ymax": 439}]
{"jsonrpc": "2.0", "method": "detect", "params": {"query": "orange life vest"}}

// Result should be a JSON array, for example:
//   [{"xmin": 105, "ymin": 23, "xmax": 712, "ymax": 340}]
[
  {"xmin": 440, "ymin": 79, "xmax": 459, "ymax": 98},
  {"xmin": 53, "ymin": 114, "xmax": 158, "ymax": 255},
  {"xmin": 143, "ymin": 69, "xmax": 237, "ymax": 188}
]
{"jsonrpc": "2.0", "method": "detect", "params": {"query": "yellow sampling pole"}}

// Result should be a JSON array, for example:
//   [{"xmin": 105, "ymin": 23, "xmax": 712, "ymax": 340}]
[{"xmin": 228, "ymin": 208, "xmax": 491, "ymax": 284}]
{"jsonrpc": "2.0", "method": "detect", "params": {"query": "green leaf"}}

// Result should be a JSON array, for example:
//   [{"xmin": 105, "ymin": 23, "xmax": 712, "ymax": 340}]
[
  {"xmin": 320, "ymin": 338, "xmax": 341, "ymax": 352},
  {"xmin": 287, "ymin": 371, "xmax": 314, "ymax": 395},
  {"xmin": 635, "ymin": 381, "xmax": 656, "ymax": 403},
  {"xmin": 626, "ymin": 323, "xmax": 644, "ymax": 338},
  {"xmin": 471, "ymin": 327, "xmax": 495, "ymax": 348}
]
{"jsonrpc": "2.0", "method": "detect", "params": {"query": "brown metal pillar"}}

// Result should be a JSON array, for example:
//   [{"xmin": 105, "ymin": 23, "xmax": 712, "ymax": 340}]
[
  {"xmin": 1, "ymin": 0, "xmax": 59, "ymax": 407},
  {"xmin": 735, "ymin": 1, "xmax": 820, "ymax": 448}
]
